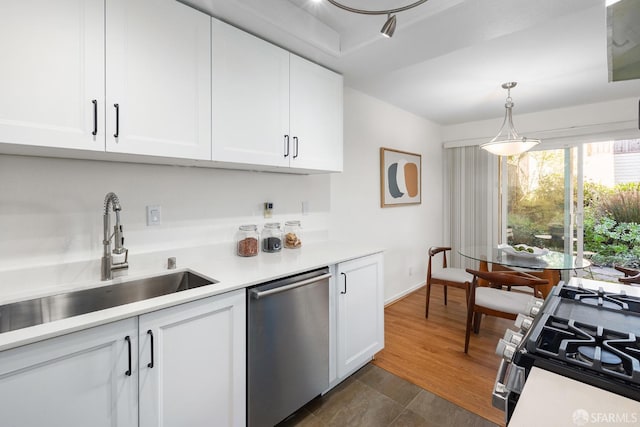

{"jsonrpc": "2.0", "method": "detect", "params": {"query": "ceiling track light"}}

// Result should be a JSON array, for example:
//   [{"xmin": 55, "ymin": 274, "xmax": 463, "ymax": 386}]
[
  {"xmin": 381, "ymin": 14, "xmax": 397, "ymax": 38},
  {"xmin": 325, "ymin": 0, "xmax": 429, "ymax": 38},
  {"xmin": 480, "ymin": 82, "xmax": 541, "ymax": 157}
]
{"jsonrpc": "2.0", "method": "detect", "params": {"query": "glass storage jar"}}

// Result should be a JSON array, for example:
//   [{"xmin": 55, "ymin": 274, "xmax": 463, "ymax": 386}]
[
  {"xmin": 236, "ymin": 224, "xmax": 259, "ymax": 257},
  {"xmin": 261, "ymin": 222, "xmax": 283, "ymax": 253},
  {"xmin": 284, "ymin": 220, "xmax": 302, "ymax": 249}
]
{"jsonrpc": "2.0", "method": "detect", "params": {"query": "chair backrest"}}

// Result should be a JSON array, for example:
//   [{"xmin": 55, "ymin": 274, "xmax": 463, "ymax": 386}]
[
  {"xmin": 465, "ymin": 269, "xmax": 548, "ymax": 290},
  {"xmin": 615, "ymin": 265, "xmax": 639, "ymax": 276},
  {"xmin": 615, "ymin": 265, "xmax": 640, "ymax": 284},
  {"xmin": 619, "ymin": 273, "xmax": 640, "ymax": 285},
  {"xmin": 428, "ymin": 246, "xmax": 451, "ymax": 269}
]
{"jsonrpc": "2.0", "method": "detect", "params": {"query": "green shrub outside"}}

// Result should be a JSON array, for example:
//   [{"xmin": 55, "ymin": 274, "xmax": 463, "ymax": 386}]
[
  {"xmin": 509, "ymin": 171, "xmax": 640, "ymax": 267},
  {"xmin": 584, "ymin": 182, "xmax": 640, "ymax": 267}
]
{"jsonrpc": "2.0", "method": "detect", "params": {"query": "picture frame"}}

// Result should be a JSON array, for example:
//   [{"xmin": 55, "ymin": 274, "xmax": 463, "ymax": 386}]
[{"xmin": 380, "ymin": 147, "xmax": 422, "ymax": 207}]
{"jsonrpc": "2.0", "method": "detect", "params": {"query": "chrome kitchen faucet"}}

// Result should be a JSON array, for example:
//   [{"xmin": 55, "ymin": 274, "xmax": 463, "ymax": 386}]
[{"xmin": 101, "ymin": 192, "xmax": 129, "ymax": 280}]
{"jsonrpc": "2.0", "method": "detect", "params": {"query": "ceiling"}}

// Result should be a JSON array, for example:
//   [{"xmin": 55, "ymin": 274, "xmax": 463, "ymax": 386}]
[{"xmin": 181, "ymin": 0, "xmax": 640, "ymax": 126}]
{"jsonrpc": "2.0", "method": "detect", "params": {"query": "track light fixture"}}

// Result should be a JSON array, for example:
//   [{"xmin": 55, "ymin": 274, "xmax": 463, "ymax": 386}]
[
  {"xmin": 325, "ymin": 0, "xmax": 429, "ymax": 38},
  {"xmin": 380, "ymin": 14, "xmax": 397, "ymax": 38}
]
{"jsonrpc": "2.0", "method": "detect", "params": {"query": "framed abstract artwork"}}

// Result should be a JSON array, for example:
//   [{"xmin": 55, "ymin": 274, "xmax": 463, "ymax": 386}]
[{"xmin": 380, "ymin": 147, "xmax": 422, "ymax": 207}]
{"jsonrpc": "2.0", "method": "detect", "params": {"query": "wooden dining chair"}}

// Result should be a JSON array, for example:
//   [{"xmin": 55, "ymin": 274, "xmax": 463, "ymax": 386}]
[
  {"xmin": 614, "ymin": 265, "xmax": 640, "ymax": 285},
  {"xmin": 464, "ymin": 269, "xmax": 548, "ymax": 353},
  {"xmin": 425, "ymin": 247, "xmax": 473, "ymax": 318}
]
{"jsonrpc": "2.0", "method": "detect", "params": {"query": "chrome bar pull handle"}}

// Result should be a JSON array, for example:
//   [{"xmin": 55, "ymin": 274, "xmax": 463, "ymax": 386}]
[
  {"xmin": 113, "ymin": 103, "xmax": 120, "ymax": 138},
  {"xmin": 147, "ymin": 329, "xmax": 155, "ymax": 368},
  {"xmin": 340, "ymin": 272, "xmax": 347, "ymax": 294},
  {"xmin": 293, "ymin": 136, "xmax": 299, "ymax": 158},
  {"xmin": 284, "ymin": 135, "xmax": 290, "ymax": 157},
  {"xmin": 92, "ymin": 100, "xmax": 98, "ymax": 136},
  {"xmin": 251, "ymin": 273, "xmax": 332, "ymax": 299},
  {"xmin": 125, "ymin": 336, "xmax": 132, "ymax": 376}
]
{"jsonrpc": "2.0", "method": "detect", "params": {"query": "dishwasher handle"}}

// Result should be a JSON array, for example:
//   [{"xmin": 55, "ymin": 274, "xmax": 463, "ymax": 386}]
[{"xmin": 251, "ymin": 273, "xmax": 332, "ymax": 299}]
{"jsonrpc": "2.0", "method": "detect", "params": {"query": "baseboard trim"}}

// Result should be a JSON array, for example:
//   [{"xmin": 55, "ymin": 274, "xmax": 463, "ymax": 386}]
[{"xmin": 384, "ymin": 281, "xmax": 425, "ymax": 307}]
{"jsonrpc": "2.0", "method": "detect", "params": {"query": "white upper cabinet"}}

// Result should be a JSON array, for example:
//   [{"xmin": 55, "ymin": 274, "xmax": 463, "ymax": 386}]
[
  {"xmin": 290, "ymin": 55, "xmax": 343, "ymax": 172},
  {"xmin": 0, "ymin": 2, "xmax": 340, "ymax": 172},
  {"xmin": 211, "ymin": 19, "xmax": 343, "ymax": 173},
  {"xmin": 0, "ymin": 0, "xmax": 105, "ymax": 151},
  {"xmin": 211, "ymin": 19, "xmax": 289, "ymax": 168},
  {"xmin": 106, "ymin": 0, "xmax": 211, "ymax": 160},
  {"xmin": 0, "ymin": 0, "xmax": 211, "ymax": 160}
]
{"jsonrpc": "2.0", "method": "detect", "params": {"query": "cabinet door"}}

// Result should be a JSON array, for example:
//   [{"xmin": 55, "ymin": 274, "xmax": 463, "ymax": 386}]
[
  {"xmin": 336, "ymin": 253, "xmax": 384, "ymax": 379},
  {"xmin": 211, "ymin": 19, "xmax": 290, "ymax": 167},
  {"xmin": 106, "ymin": 0, "xmax": 211, "ymax": 160},
  {"xmin": 290, "ymin": 55, "xmax": 343, "ymax": 172},
  {"xmin": 0, "ymin": 319, "xmax": 138, "ymax": 427},
  {"xmin": 139, "ymin": 289, "xmax": 246, "ymax": 427},
  {"xmin": 0, "ymin": 0, "xmax": 105, "ymax": 151}
]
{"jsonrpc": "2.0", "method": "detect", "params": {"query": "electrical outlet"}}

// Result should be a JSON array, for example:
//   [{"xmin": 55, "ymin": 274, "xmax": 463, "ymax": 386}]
[
  {"xmin": 301, "ymin": 200, "xmax": 309, "ymax": 215},
  {"xmin": 146, "ymin": 205, "xmax": 162, "ymax": 226}
]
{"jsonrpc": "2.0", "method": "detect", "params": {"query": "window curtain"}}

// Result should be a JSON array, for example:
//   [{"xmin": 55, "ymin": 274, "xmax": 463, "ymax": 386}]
[{"xmin": 443, "ymin": 145, "xmax": 499, "ymax": 269}]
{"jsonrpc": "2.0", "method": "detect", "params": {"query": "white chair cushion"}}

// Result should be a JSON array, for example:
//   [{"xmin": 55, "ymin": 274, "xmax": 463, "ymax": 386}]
[
  {"xmin": 431, "ymin": 267, "xmax": 473, "ymax": 283},
  {"xmin": 475, "ymin": 287, "xmax": 533, "ymax": 315}
]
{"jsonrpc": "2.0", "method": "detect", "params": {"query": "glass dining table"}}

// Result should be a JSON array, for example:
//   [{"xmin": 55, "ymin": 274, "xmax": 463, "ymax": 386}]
[{"xmin": 458, "ymin": 245, "xmax": 592, "ymax": 297}]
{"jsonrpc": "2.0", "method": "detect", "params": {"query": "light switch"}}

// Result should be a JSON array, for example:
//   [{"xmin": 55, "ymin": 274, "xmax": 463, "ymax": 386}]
[
  {"xmin": 264, "ymin": 202, "xmax": 273, "ymax": 219},
  {"xmin": 146, "ymin": 205, "xmax": 162, "ymax": 226}
]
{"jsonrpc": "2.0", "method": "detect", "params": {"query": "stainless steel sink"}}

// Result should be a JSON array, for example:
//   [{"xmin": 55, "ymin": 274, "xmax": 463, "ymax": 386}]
[{"xmin": 0, "ymin": 270, "xmax": 218, "ymax": 334}]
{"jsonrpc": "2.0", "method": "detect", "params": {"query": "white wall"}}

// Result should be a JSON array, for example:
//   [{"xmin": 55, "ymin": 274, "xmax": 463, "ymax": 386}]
[
  {"xmin": 0, "ymin": 155, "xmax": 330, "ymax": 270},
  {"xmin": 331, "ymin": 88, "xmax": 444, "ymax": 303},
  {"xmin": 0, "ymin": 89, "xmax": 445, "ymax": 303}
]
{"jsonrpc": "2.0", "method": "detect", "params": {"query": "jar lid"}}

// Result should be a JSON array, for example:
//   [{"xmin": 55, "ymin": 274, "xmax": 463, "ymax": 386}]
[
  {"xmin": 239, "ymin": 224, "xmax": 257, "ymax": 231},
  {"xmin": 264, "ymin": 222, "xmax": 281, "ymax": 229},
  {"xmin": 285, "ymin": 220, "xmax": 301, "ymax": 226}
]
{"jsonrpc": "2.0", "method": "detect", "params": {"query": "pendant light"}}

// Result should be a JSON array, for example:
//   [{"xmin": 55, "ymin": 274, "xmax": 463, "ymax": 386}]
[
  {"xmin": 325, "ymin": 0, "xmax": 428, "ymax": 38},
  {"xmin": 480, "ymin": 82, "xmax": 540, "ymax": 156}
]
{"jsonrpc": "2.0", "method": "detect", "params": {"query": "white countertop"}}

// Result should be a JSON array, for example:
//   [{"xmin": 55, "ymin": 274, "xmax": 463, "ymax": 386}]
[
  {"xmin": 0, "ymin": 241, "xmax": 383, "ymax": 352},
  {"xmin": 509, "ymin": 367, "xmax": 640, "ymax": 427}
]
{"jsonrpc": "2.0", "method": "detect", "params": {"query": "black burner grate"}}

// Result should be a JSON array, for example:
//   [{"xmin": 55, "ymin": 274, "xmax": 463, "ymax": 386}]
[
  {"xmin": 532, "ymin": 316, "xmax": 640, "ymax": 383},
  {"xmin": 558, "ymin": 285, "xmax": 640, "ymax": 313}
]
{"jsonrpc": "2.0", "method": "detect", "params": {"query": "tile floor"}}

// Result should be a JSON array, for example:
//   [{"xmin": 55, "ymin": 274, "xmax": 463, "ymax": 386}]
[{"xmin": 278, "ymin": 364, "xmax": 499, "ymax": 427}]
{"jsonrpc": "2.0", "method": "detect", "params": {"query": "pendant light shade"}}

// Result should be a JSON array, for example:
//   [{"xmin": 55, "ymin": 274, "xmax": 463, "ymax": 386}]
[{"xmin": 480, "ymin": 82, "xmax": 540, "ymax": 156}]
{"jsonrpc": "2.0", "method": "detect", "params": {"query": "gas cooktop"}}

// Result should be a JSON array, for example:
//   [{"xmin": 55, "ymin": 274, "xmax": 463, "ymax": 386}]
[
  {"xmin": 493, "ymin": 278, "xmax": 640, "ymax": 424},
  {"xmin": 516, "ymin": 281, "xmax": 640, "ymax": 400}
]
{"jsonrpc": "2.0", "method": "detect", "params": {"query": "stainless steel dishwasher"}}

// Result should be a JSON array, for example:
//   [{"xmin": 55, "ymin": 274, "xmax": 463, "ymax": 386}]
[{"xmin": 247, "ymin": 267, "xmax": 331, "ymax": 427}]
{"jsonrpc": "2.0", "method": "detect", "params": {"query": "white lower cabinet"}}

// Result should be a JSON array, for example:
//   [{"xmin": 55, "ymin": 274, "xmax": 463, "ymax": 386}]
[
  {"xmin": 0, "ymin": 318, "xmax": 139, "ymax": 427},
  {"xmin": 139, "ymin": 289, "xmax": 246, "ymax": 427},
  {"xmin": 0, "ymin": 289, "xmax": 245, "ymax": 427},
  {"xmin": 335, "ymin": 253, "xmax": 385, "ymax": 380}
]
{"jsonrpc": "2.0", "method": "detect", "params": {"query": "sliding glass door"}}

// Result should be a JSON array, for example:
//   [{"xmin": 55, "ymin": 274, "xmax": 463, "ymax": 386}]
[
  {"xmin": 502, "ymin": 147, "xmax": 577, "ymax": 252},
  {"xmin": 502, "ymin": 139, "xmax": 640, "ymax": 282}
]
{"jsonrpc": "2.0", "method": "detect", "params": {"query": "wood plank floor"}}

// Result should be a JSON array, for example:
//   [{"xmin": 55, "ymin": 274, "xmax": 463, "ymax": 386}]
[{"xmin": 373, "ymin": 285, "xmax": 512, "ymax": 426}]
